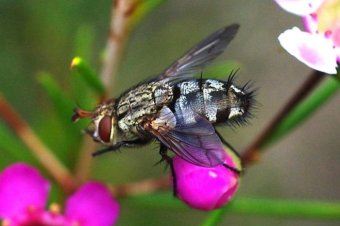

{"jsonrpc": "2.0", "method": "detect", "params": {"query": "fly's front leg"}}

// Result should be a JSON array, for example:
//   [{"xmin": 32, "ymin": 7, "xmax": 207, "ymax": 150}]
[
  {"xmin": 93, "ymin": 138, "xmax": 150, "ymax": 157},
  {"xmin": 92, "ymin": 142, "xmax": 124, "ymax": 157},
  {"xmin": 159, "ymin": 144, "xmax": 178, "ymax": 196},
  {"xmin": 159, "ymin": 144, "xmax": 172, "ymax": 163}
]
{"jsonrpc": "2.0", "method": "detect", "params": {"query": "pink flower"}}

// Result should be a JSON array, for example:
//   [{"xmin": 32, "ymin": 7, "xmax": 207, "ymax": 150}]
[
  {"xmin": 275, "ymin": 0, "xmax": 339, "ymax": 74},
  {"xmin": 0, "ymin": 163, "xmax": 119, "ymax": 226},
  {"xmin": 278, "ymin": 27, "xmax": 337, "ymax": 73},
  {"xmin": 172, "ymin": 148, "xmax": 241, "ymax": 211},
  {"xmin": 275, "ymin": 0, "xmax": 325, "ymax": 16}
]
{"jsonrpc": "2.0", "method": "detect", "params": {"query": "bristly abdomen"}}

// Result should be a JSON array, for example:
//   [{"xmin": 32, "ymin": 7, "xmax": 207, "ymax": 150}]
[{"xmin": 172, "ymin": 75, "xmax": 255, "ymax": 127}]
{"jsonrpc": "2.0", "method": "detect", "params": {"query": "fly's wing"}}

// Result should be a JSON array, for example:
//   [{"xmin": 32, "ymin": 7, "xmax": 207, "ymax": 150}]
[
  {"xmin": 144, "ymin": 106, "xmax": 226, "ymax": 167},
  {"xmin": 159, "ymin": 24, "xmax": 239, "ymax": 80}
]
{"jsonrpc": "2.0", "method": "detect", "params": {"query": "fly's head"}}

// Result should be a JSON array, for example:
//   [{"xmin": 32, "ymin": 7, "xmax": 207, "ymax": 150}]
[
  {"xmin": 72, "ymin": 99, "xmax": 118, "ymax": 145},
  {"xmin": 227, "ymin": 84, "xmax": 255, "ymax": 125}
]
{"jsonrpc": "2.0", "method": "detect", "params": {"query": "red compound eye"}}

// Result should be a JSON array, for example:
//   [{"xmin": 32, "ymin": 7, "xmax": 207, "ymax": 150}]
[{"xmin": 98, "ymin": 116, "xmax": 112, "ymax": 143}]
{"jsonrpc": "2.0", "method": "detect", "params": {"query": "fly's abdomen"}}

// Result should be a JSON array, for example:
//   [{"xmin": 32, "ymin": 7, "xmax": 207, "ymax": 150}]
[{"xmin": 173, "ymin": 79, "xmax": 252, "ymax": 125}]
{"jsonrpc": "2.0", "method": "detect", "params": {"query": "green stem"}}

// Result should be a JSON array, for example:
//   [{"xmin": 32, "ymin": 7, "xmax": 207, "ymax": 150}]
[
  {"xmin": 71, "ymin": 57, "xmax": 105, "ymax": 96},
  {"xmin": 202, "ymin": 197, "xmax": 340, "ymax": 226},
  {"xmin": 264, "ymin": 75, "xmax": 340, "ymax": 147},
  {"xmin": 123, "ymin": 193, "xmax": 340, "ymax": 222},
  {"xmin": 241, "ymin": 70, "xmax": 324, "ymax": 165}
]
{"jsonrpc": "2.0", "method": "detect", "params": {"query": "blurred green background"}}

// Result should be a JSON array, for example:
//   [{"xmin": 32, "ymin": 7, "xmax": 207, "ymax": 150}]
[{"xmin": 0, "ymin": 0, "xmax": 339, "ymax": 225}]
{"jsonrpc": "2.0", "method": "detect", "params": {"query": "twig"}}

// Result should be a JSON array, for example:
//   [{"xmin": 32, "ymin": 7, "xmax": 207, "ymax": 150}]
[
  {"xmin": 75, "ymin": 0, "xmax": 139, "ymax": 182},
  {"xmin": 241, "ymin": 70, "xmax": 324, "ymax": 166},
  {"xmin": 0, "ymin": 94, "xmax": 77, "ymax": 193},
  {"xmin": 101, "ymin": 0, "xmax": 139, "ymax": 95},
  {"xmin": 109, "ymin": 176, "xmax": 170, "ymax": 198},
  {"xmin": 75, "ymin": 137, "xmax": 97, "ymax": 183}
]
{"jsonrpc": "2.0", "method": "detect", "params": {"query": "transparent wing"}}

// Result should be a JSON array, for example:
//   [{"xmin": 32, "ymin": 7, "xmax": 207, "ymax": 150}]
[
  {"xmin": 159, "ymin": 24, "xmax": 239, "ymax": 80},
  {"xmin": 145, "ymin": 106, "xmax": 226, "ymax": 167}
]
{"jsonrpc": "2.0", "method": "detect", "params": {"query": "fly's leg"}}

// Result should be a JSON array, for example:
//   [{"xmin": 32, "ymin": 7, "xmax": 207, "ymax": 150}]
[
  {"xmin": 216, "ymin": 131, "xmax": 240, "ymax": 157},
  {"xmin": 93, "ymin": 139, "xmax": 150, "ymax": 157},
  {"xmin": 223, "ymin": 163, "xmax": 242, "ymax": 174},
  {"xmin": 158, "ymin": 144, "xmax": 177, "ymax": 197},
  {"xmin": 154, "ymin": 144, "xmax": 171, "ymax": 165},
  {"xmin": 92, "ymin": 142, "xmax": 123, "ymax": 157},
  {"xmin": 216, "ymin": 131, "xmax": 243, "ymax": 175}
]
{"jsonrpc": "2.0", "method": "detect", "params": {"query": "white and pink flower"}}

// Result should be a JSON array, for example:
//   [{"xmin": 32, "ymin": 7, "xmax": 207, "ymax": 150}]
[
  {"xmin": 275, "ymin": 0, "xmax": 339, "ymax": 74},
  {"xmin": 0, "ymin": 163, "xmax": 119, "ymax": 226}
]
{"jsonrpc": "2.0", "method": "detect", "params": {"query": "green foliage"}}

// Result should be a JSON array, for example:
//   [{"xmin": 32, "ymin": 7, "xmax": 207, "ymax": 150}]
[
  {"xmin": 130, "ymin": 0, "xmax": 167, "ymax": 28},
  {"xmin": 124, "ymin": 193, "xmax": 340, "ymax": 224},
  {"xmin": 37, "ymin": 72, "xmax": 76, "ymax": 127},
  {"xmin": 264, "ymin": 75, "xmax": 340, "ymax": 148},
  {"xmin": 71, "ymin": 57, "xmax": 105, "ymax": 97},
  {"xmin": 0, "ymin": 123, "xmax": 36, "ymax": 166},
  {"xmin": 202, "ymin": 197, "xmax": 340, "ymax": 226}
]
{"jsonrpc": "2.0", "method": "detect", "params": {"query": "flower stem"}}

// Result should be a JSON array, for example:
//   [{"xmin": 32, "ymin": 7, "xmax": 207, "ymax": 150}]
[
  {"xmin": 241, "ymin": 70, "xmax": 324, "ymax": 166},
  {"xmin": 264, "ymin": 75, "xmax": 339, "ymax": 147},
  {"xmin": 201, "ymin": 197, "xmax": 340, "ymax": 226},
  {"xmin": 109, "ymin": 176, "xmax": 170, "ymax": 198},
  {"xmin": 101, "ymin": 0, "xmax": 139, "ymax": 96},
  {"xmin": 123, "ymin": 193, "xmax": 340, "ymax": 222},
  {"xmin": 74, "ymin": 0, "xmax": 139, "ymax": 183},
  {"xmin": 0, "ymin": 94, "xmax": 77, "ymax": 193}
]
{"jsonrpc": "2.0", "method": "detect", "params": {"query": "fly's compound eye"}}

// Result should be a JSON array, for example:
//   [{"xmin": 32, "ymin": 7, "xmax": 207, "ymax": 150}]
[{"xmin": 98, "ymin": 116, "xmax": 112, "ymax": 143}]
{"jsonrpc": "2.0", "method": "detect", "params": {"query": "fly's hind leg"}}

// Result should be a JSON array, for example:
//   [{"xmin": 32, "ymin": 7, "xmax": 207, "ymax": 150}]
[
  {"xmin": 157, "ymin": 144, "xmax": 178, "ymax": 196},
  {"xmin": 216, "ymin": 131, "xmax": 243, "ymax": 175}
]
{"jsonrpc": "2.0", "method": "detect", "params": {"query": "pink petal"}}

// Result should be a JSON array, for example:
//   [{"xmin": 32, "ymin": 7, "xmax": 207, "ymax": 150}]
[
  {"xmin": 0, "ymin": 163, "xmax": 50, "ymax": 219},
  {"xmin": 278, "ymin": 27, "xmax": 338, "ymax": 74},
  {"xmin": 302, "ymin": 14, "xmax": 319, "ymax": 33},
  {"xmin": 274, "ymin": 0, "xmax": 324, "ymax": 16},
  {"xmin": 65, "ymin": 182, "xmax": 119, "ymax": 226}
]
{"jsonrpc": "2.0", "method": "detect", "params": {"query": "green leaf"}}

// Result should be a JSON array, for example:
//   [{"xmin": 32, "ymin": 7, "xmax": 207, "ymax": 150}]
[
  {"xmin": 37, "ymin": 72, "xmax": 75, "ymax": 125},
  {"xmin": 123, "ymin": 193, "xmax": 340, "ymax": 222},
  {"xmin": 71, "ymin": 57, "xmax": 105, "ymax": 96},
  {"xmin": 37, "ymin": 72, "xmax": 83, "ymax": 167},
  {"xmin": 0, "ymin": 123, "xmax": 36, "ymax": 166},
  {"xmin": 202, "ymin": 197, "xmax": 340, "ymax": 225},
  {"xmin": 263, "ymin": 75, "xmax": 340, "ymax": 148},
  {"xmin": 130, "ymin": 0, "xmax": 167, "ymax": 28}
]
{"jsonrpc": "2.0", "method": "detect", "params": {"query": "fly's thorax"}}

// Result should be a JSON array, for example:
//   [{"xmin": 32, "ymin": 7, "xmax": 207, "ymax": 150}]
[
  {"xmin": 115, "ymin": 81, "xmax": 173, "ymax": 139},
  {"xmin": 116, "ymin": 81, "xmax": 173, "ymax": 116}
]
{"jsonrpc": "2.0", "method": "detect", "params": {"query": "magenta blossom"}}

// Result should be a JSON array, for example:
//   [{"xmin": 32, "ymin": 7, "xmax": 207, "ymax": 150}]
[
  {"xmin": 173, "ymin": 147, "xmax": 241, "ymax": 211},
  {"xmin": 275, "ymin": 0, "xmax": 339, "ymax": 74},
  {"xmin": 0, "ymin": 163, "xmax": 119, "ymax": 226}
]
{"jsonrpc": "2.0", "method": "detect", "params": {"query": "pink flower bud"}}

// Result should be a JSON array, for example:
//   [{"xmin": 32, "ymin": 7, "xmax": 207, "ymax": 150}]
[{"xmin": 173, "ymin": 152, "xmax": 240, "ymax": 211}]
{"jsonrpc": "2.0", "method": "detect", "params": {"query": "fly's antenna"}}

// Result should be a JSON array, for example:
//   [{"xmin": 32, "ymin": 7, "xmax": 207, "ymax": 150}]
[{"xmin": 72, "ymin": 108, "xmax": 93, "ymax": 122}]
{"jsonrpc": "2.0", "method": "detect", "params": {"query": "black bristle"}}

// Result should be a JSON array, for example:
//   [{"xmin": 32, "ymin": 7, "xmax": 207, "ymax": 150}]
[{"xmin": 226, "ymin": 76, "xmax": 258, "ymax": 128}]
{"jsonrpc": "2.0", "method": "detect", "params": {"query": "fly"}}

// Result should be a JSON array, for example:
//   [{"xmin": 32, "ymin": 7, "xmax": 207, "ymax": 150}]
[{"xmin": 72, "ymin": 24, "xmax": 255, "ymax": 174}]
